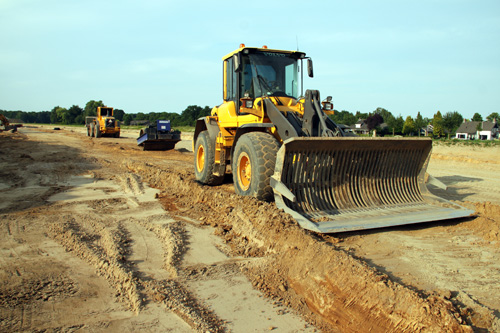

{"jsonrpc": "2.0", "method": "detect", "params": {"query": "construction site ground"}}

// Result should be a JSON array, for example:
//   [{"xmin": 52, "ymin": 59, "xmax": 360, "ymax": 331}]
[{"xmin": 1, "ymin": 125, "xmax": 499, "ymax": 332}]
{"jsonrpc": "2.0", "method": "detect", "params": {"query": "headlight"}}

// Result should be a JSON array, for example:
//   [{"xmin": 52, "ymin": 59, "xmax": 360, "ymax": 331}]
[
  {"xmin": 322, "ymin": 102, "xmax": 333, "ymax": 111},
  {"xmin": 322, "ymin": 96, "xmax": 333, "ymax": 111}
]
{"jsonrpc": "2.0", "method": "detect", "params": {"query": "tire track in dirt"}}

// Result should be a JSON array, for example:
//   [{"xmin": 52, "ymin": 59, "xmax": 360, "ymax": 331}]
[
  {"xmin": 47, "ymin": 218, "xmax": 143, "ymax": 312},
  {"xmin": 0, "ymin": 210, "xmax": 126, "ymax": 332},
  {"xmin": 45, "ymin": 177, "xmax": 226, "ymax": 331},
  {"xmin": 123, "ymin": 217, "xmax": 225, "ymax": 331}
]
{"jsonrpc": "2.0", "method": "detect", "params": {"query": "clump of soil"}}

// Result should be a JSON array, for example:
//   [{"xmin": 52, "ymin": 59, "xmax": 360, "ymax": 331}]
[{"xmin": 467, "ymin": 202, "xmax": 500, "ymax": 245}]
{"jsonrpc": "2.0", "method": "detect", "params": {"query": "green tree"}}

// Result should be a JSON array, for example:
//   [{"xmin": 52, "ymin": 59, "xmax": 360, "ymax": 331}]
[
  {"xmin": 114, "ymin": 109, "xmax": 125, "ymax": 121},
  {"xmin": 50, "ymin": 106, "xmax": 66, "ymax": 124},
  {"xmin": 373, "ymin": 107, "xmax": 394, "ymax": 135},
  {"xmin": 38, "ymin": 111, "xmax": 51, "ymax": 124},
  {"xmin": 57, "ymin": 107, "xmax": 69, "ymax": 124},
  {"xmin": 123, "ymin": 114, "xmax": 133, "ymax": 125},
  {"xmin": 472, "ymin": 113, "xmax": 483, "ymax": 122},
  {"xmin": 414, "ymin": 112, "xmax": 427, "ymax": 136},
  {"xmin": 1, "ymin": 109, "xmax": 52, "ymax": 124},
  {"xmin": 432, "ymin": 111, "xmax": 445, "ymax": 138},
  {"xmin": 354, "ymin": 111, "xmax": 369, "ymax": 120},
  {"xmin": 387, "ymin": 115, "xmax": 404, "ymax": 135},
  {"xmin": 402, "ymin": 116, "xmax": 416, "ymax": 136},
  {"xmin": 21, "ymin": 111, "xmax": 34, "ymax": 123},
  {"xmin": 66, "ymin": 105, "xmax": 83, "ymax": 124},
  {"xmin": 84, "ymin": 100, "xmax": 104, "ymax": 118},
  {"xmin": 373, "ymin": 107, "xmax": 394, "ymax": 123},
  {"xmin": 330, "ymin": 110, "xmax": 357, "ymax": 126},
  {"xmin": 486, "ymin": 112, "xmax": 499, "ymax": 122},
  {"xmin": 442, "ymin": 111, "xmax": 463, "ymax": 139},
  {"xmin": 179, "ymin": 105, "xmax": 211, "ymax": 126}
]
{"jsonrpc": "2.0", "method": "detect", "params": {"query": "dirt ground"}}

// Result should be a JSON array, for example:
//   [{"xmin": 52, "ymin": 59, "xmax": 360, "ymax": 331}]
[{"xmin": 1, "ymin": 126, "xmax": 499, "ymax": 332}]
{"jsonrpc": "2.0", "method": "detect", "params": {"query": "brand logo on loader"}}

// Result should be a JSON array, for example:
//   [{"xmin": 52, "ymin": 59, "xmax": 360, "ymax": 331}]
[{"xmin": 263, "ymin": 52, "xmax": 285, "ymax": 57}]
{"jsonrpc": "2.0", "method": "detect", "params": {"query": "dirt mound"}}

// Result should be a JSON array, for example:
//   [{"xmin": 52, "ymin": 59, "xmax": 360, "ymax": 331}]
[{"xmin": 462, "ymin": 202, "xmax": 500, "ymax": 246}]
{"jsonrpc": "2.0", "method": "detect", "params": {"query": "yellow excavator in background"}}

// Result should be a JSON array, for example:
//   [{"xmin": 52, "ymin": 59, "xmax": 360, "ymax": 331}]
[
  {"xmin": 0, "ymin": 114, "xmax": 19, "ymax": 132},
  {"xmin": 193, "ymin": 44, "xmax": 473, "ymax": 233}
]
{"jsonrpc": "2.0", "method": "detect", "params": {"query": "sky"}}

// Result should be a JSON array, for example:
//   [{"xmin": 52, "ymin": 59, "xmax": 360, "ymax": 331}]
[{"xmin": 1, "ymin": 0, "xmax": 499, "ymax": 120}]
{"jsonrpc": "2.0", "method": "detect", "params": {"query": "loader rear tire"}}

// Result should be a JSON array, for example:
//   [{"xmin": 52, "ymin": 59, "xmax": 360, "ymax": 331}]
[
  {"xmin": 232, "ymin": 132, "xmax": 279, "ymax": 202},
  {"xmin": 194, "ymin": 131, "xmax": 224, "ymax": 185}
]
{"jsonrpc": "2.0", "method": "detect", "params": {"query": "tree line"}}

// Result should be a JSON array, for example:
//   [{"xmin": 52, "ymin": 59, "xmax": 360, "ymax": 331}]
[
  {"xmin": 2, "ymin": 100, "xmax": 498, "ymax": 137},
  {"xmin": 1, "ymin": 100, "xmax": 212, "ymax": 128},
  {"xmin": 331, "ymin": 108, "xmax": 499, "ymax": 138}
]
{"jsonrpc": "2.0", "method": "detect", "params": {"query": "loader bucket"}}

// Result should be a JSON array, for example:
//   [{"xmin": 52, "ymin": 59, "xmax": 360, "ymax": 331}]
[{"xmin": 270, "ymin": 137, "xmax": 474, "ymax": 233}]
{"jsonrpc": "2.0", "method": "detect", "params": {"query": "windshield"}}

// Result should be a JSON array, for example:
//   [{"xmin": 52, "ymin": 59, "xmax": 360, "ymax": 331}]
[
  {"xmin": 101, "ymin": 108, "xmax": 112, "ymax": 117},
  {"xmin": 240, "ymin": 52, "xmax": 299, "ymax": 99}
]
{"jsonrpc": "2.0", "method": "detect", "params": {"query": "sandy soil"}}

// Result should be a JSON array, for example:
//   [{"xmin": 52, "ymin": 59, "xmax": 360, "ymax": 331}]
[{"xmin": 1, "ymin": 126, "xmax": 499, "ymax": 332}]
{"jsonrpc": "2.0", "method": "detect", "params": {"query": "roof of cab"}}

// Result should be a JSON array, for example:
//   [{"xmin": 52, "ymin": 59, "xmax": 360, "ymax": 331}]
[{"xmin": 222, "ymin": 46, "xmax": 306, "ymax": 60}]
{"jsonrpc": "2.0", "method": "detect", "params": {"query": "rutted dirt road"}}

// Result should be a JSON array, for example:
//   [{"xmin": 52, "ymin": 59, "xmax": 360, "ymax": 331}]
[{"xmin": 1, "ymin": 126, "xmax": 499, "ymax": 332}]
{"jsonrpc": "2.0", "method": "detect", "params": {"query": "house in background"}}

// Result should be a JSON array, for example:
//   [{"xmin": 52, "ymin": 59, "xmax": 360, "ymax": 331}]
[
  {"xmin": 337, "ymin": 123, "xmax": 352, "ymax": 133},
  {"xmin": 422, "ymin": 124, "xmax": 433, "ymax": 136},
  {"xmin": 348, "ymin": 119, "xmax": 389, "ymax": 136},
  {"xmin": 350, "ymin": 119, "xmax": 369, "ymax": 135},
  {"xmin": 455, "ymin": 120, "xmax": 498, "ymax": 140}
]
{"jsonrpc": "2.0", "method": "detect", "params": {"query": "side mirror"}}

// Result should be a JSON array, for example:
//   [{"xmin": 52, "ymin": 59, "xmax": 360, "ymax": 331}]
[
  {"xmin": 233, "ymin": 53, "xmax": 242, "ymax": 72},
  {"xmin": 307, "ymin": 59, "xmax": 314, "ymax": 78}
]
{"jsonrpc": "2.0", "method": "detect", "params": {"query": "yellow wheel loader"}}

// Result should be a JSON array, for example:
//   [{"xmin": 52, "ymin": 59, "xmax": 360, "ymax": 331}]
[
  {"xmin": 193, "ymin": 44, "xmax": 473, "ymax": 233},
  {"xmin": 85, "ymin": 106, "xmax": 120, "ymax": 138}
]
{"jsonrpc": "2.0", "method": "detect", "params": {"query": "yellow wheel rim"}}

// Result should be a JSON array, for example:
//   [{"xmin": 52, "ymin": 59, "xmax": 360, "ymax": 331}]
[
  {"xmin": 237, "ymin": 152, "xmax": 251, "ymax": 191},
  {"xmin": 196, "ymin": 145, "xmax": 205, "ymax": 173}
]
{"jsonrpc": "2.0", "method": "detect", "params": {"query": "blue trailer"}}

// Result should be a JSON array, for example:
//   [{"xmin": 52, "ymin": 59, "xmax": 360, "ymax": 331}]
[{"xmin": 137, "ymin": 120, "xmax": 181, "ymax": 151}]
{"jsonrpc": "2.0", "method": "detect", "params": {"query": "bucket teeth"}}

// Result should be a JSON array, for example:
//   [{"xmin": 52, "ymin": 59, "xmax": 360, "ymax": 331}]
[{"xmin": 272, "ymin": 137, "xmax": 474, "ymax": 233}]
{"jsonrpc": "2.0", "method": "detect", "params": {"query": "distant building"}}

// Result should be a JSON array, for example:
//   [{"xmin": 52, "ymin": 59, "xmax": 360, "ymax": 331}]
[
  {"xmin": 455, "ymin": 120, "xmax": 498, "ymax": 140},
  {"xmin": 422, "ymin": 124, "xmax": 433, "ymax": 136},
  {"xmin": 348, "ymin": 119, "xmax": 388, "ymax": 135},
  {"xmin": 349, "ymin": 119, "xmax": 369, "ymax": 135},
  {"xmin": 337, "ymin": 123, "xmax": 352, "ymax": 133}
]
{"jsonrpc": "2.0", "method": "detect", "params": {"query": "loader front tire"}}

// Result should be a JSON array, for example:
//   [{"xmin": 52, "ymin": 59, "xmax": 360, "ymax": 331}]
[
  {"xmin": 232, "ymin": 132, "xmax": 279, "ymax": 202},
  {"xmin": 194, "ymin": 131, "xmax": 224, "ymax": 185},
  {"xmin": 96, "ymin": 125, "xmax": 102, "ymax": 138},
  {"xmin": 90, "ymin": 123, "xmax": 95, "ymax": 137}
]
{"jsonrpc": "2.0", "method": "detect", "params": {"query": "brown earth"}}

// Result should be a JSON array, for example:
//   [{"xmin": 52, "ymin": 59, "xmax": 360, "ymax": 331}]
[{"xmin": 1, "ymin": 126, "xmax": 499, "ymax": 332}]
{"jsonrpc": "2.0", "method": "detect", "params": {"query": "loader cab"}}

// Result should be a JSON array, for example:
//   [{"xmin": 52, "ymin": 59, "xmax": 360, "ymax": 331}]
[
  {"xmin": 223, "ymin": 46, "xmax": 308, "ymax": 114},
  {"xmin": 99, "ymin": 107, "xmax": 113, "ymax": 118}
]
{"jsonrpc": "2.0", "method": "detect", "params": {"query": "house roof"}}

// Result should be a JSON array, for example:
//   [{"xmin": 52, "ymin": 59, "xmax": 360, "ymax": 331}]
[
  {"xmin": 457, "ymin": 121, "xmax": 498, "ymax": 134},
  {"xmin": 350, "ymin": 119, "xmax": 368, "ymax": 130},
  {"xmin": 482, "ymin": 121, "xmax": 498, "ymax": 131}
]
